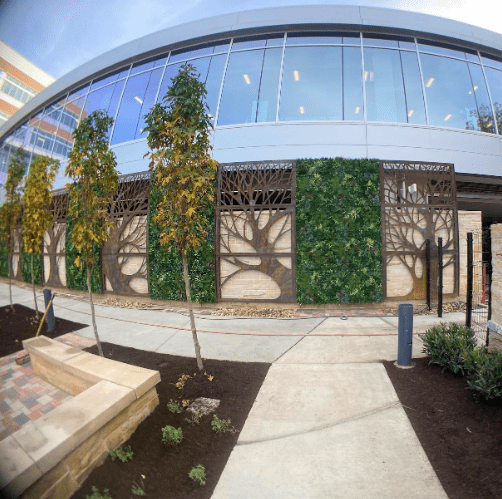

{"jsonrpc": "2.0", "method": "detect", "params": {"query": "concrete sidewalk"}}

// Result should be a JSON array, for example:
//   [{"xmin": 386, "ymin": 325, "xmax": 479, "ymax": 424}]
[{"xmin": 1, "ymin": 282, "xmax": 456, "ymax": 498}]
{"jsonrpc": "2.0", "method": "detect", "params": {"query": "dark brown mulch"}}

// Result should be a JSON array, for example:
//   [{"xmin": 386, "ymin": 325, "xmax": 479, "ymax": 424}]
[
  {"xmin": 0, "ymin": 304, "xmax": 88, "ymax": 358},
  {"xmin": 383, "ymin": 357, "xmax": 502, "ymax": 499},
  {"xmin": 72, "ymin": 342, "xmax": 270, "ymax": 499}
]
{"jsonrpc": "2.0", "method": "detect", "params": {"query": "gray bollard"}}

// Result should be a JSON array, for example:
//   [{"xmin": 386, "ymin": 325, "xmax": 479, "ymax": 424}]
[
  {"xmin": 43, "ymin": 289, "xmax": 56, "ymax": 332},
  {"xmin": 397, "ymin": 303, "xmax": 413, "ymax": 368}
]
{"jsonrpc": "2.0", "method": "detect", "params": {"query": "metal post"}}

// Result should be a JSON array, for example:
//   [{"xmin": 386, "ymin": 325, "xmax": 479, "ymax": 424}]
[
  {"xmin": 426, "ymin": 239, "xmax": 431, "ymax": 311},
  {"xmin": 438, "ymin": 237, "xmax": 443, "ymax": 318},
  {"xmin": 466, "ymin": 232, "xmax": 473, "ymax": 328},
  {"xmin": 397, "ymin": 303, "xmax": 413, "ymax": 367},
  {"xmin": 43, "ymin": 289, "xmax": 56, "ymax": 332}
]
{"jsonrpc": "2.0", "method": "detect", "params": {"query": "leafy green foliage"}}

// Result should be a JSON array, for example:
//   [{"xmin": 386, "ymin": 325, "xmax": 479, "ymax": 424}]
[
  {"xmin": 0, "ymin": 241, "xmax": 8, "ymax": 278},
  {"xmin": 65, "ymin": 191, "xmax": 102, "ymax": 293},
  {"xmin": 66, "ymin": 110, "xmax": 118, "ymax": 272},
  {"xmin": 131, "ymin": 485, "xmax": 146, "ymax": 496},
  {"xmin": 188, "ymin": 464, "xmax": 206, "ymax": 486},
  {"xmin": 148, "ymin": 174, "xmax": 215, "ymax": 302},
  {"xmin": 161, "ymin": 425, "xmax": 183, "ymax": 445},
  {"xmin": 85, "ymin": 486, "xmax": 112, "ymax": 499},
  {"xmin": 296, "ymin": 157, "xmax": 382, "ymax": 304},
  {"xmin": 185, "ymin": 412, "xmax": 201, "ymax": 425},
  {"xmin": 463, "ymin": 347, "xmax": 502, "ymax": 400},
  {"xmin": 108, "ymin": 445, "xmax": 134, "ymax": 462},
  {"xmin": 421, "ymin": 322, "xmax": 477, "ymax": 374},
  {"xmin": 167, "ymin": 399, "xmax": 182, "ymax": 413},
  {"xmin": 211, "ymin": 414, "xmax": 235, "ymax": 434},
  {"xmin": 21, "ymin": 250, "xmax": 42, "ymax": 285}
]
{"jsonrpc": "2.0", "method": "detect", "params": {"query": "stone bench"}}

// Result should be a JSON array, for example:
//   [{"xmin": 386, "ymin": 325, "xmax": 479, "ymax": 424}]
[{"xmin": 0, "ymin": 336, "xmax": 160, "ymax": 499}]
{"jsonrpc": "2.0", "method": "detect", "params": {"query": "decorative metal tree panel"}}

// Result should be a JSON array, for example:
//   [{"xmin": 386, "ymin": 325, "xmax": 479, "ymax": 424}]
[
  {"xmin": 101, "ymin": 172, "xmax": 151, "ymax": 296},
  {"xmin": 380, "ymin": 160, "xmax": 459, "ymax": 300},
  {"xmin": 11, "ymin": 226, "xmax": 23, "ymax": 281},
  {"xmin": 42, "ymin": 191, "xmax": 68, "ymax": 288},
  {"xmin": 216, "ymin": 160, "xmax": 296, "ymax": 302}
]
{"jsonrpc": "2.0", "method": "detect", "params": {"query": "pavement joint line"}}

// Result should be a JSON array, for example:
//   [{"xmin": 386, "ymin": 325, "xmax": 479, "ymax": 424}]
[{"xmin": 236, "ymin": 400, "xmax": 403, "ymax": 446}]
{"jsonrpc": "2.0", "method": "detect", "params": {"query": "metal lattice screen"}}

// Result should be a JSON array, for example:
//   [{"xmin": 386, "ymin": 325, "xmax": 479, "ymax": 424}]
[
  {"xmin": 101, "ymin": 171, "xmax": 151, "ymax": 296},
  {"xmin": 380, "ymin": 160, "xmax": 459, "ymax": 300},
  {"xmin": 216, "ymin": 160, "xmax": 296, "ymax": 302}
]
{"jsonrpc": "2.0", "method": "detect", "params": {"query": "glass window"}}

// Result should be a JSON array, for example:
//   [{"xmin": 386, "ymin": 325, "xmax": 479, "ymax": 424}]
[
  {"xmin": 465, "ymin": 50, "xmax": 479, "ymax": 63},
  {"xmin": 186, "ymin": 58, "xmax": 211, "ymax": 83},
  {"xmin": 0, "ymin": 111, "xmax": 8, "ymax": 127},
  {"xmin": 420, "ymin": 53, "xmax": 478, "ymax": 130},
  {"xmin": 90, "ymin": 68, "xmax": 129, "ymax": 91},
  {"xmin": 286, "ymin": 32, "xmax": 343, "ymax": 45},
  {"xmin": 231, "ymin": 34, "xmax": 283, "ymax": 51},
  {"xmin": 84, "ymin": 80, "xmax": 125, "ymax": 117},
  {"xmin": 400, "ymin": 51, "xmax": 426, "ymax": 124},
  {"xmin": 154, "ymin": 53, "xmax": 169, "ymax": 67},
  {"xmin": 364, "ymin": 48, "xmax": 406, "ymax": 123},
  {"xmin": 467, "ymin": 63, "xmax": 494, "ymax": 133},
  {"xmin": 279, "ymin": 46, "xmax": 342, "ymax": 121},
  {"xmin": 363, "ymin": 34, "xmax": 399, "ymax": 48},
  {"xmin": 481, "ymin": 54, "xmax": 502, "ymax": 71},
  {"xmin": 206, "ymin": 54, "xmax": 226, "ymax": 121},
  {"xmin": 134, "ymin": 68, "xmax": 163, "ymax": 139},
  {"xmin": 484, "ymin": 67, "xmax": 502, "ymax": 133},
  {"xmin": 418, "ymin": 40, "xmax": 466, "ymax": 59},
  {"xmin": 343, "ymin": 46, "xmax": 363, "ymax": 120},
  {"xmin": 218, "ymin": 49, "xmax": 267, "ymax": 125},
  {"xmin": 66, "ymin": 84, "xmax": 90, "ymax": 104},
  {"xmin": 212, "ymin": 40, "xmax": 231, "ymax": 54},
  {"xmin": 130, "ymin": 55, "xmax": 168, "ymax": 76},
  {"xmin": 170, "ymin": 44, "xmax": 214, "ymax": 63},
  {"xmin": 399, "ymin": 40, "xmax": 416, "ymax": 50},
  {"xmin": 111, "ymin": 71, "xmax": 153, "ymax": 145},
  {"xmin": 257, "ymin": 48, "xmax": 282, "ymax": 122}
]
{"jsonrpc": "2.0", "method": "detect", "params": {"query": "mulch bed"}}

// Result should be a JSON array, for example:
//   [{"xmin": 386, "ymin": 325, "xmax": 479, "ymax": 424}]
[
  {"xmin": 72, "ymin": 342, "xmax": 270, "ymax": 499},
  {"xmin": 383, "ymin": 357, "xmax": 502, "ymax": 499},
  {"xmin": 0, "ymin": 303, "xmax": 88, "ymax": 358}
]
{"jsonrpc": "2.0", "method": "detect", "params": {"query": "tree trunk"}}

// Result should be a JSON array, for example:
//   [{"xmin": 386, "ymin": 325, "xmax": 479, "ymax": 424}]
[
  {"xmin": 7, "ymin": 242, "xmax": 13, "ymax": 312},
  {"xmin": 87, "ymin": 266, "xmax": 104, "ymax": 357},
  {"xmin": 31, "ymin": 254, "xmax": 39, "ymax": 318},
  {"xmin": 182, "ymin": 249, "xmax": 203, "ymax": 370}
]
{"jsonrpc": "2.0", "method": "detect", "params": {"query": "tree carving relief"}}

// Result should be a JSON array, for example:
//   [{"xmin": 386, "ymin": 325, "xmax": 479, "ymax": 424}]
[
  {"xmin": 380, "ymin": 161, "xmax": 459, "ymax": 300},
  {"xmin": 43, "ymin": 192, "xmax": 67, "ymax": 288},
  {"xmin": 216, "ymin": 161, "xmax": 295, "ymax": 302}
]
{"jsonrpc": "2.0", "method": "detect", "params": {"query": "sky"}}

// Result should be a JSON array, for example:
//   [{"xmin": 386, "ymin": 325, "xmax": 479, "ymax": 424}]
[{"xmin": 0, "ymin": 0, "xmax": 501, "ymax": 80}]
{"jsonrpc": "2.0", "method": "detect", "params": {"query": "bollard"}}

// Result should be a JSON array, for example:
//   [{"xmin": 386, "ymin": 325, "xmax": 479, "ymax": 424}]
[
  {"xmin": 43, "ymin": 289, "xmax": 56, "ymax": 332},
  {"xmin": 396, "ymin": 303, "xmax": 413, "ymax": 368}
]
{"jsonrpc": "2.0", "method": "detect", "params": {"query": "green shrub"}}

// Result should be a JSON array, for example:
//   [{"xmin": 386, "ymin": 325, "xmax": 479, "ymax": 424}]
[
  {"xmin": 188, "ymin": 464, "xmax": 206, "ymax": 486},
  {"xmin": 85, "ymin": 486, "xmax": 112, "ymax": 499},
  {"xmin": 211, "ymin": 414, "xmax": 235, "ymax": 434},
  {"xmin": 131, "ymin": 485, "xmax": 146, "ymax": 496},
  {"xmin": 185, "ymin": 413, "xmax": 201, "ymax": 425},
  {"xmin": 167, "ymin": 399, "xmax": 182, "ymax": 413},
  {"xmin": 108, "ymin": 445, "xmax": 133, "ymax": 462},
  {"xmin": 421, "ymin": 322, "xmax": 476, "ymax": 374},
  {"xmin": 161, "ymin": 425, "xmax": 183, "ymax": 445},
  {"xmin": 463, "ymin": 348, "xmax": 502, "ymax": 400}
]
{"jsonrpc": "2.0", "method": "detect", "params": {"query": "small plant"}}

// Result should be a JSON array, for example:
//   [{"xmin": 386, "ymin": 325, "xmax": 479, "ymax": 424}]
[
  {"xmin": 188, "ymin": 464, "xmax": 206, "ymax": 486},
  {"xmin": 211, "ymin": 414, "xmax": 235, "ymax": 434},
  {"xmin": 108, "ymin": 445, "xmax": 133, "ymax": 462},
  {"xmin": 131, "ymin": 485, "xmax": 146, "ymax": 496},
  {"xmin": 161, "ymin": 425, "xmax": 183, "ymax": 445},
  {"xmin": 175, "ymin": 373, "xmax": 192, "ymax": 390},
  {"xmin": 185, "ymin": 413, "xmax": 201, "ymax": 425},
  {"xmin": 420, "ymin": 322, "xmax": 476, "ymax": 374},
  {"xmin": 167, "ymin": 399, "xmax": 182, "ymax": 413},
  {"xmin": 463, "ymin": 347, "xmax": 502, "ymax": 400},
  {"xmin": 85, "ymin": 486, "xmax": 112, "ymax": 499}
]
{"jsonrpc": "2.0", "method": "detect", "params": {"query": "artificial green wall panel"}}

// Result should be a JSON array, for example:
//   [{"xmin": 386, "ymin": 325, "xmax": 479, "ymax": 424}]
[{"xmin": 296, "ymin": 157, "xmax": 382, "ymax": 304}]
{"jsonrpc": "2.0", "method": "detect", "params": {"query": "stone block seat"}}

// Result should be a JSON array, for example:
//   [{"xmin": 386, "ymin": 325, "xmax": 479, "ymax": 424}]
[{"xmin": 0, "ymin": 336, "xmax": 160, "ymax": 499}]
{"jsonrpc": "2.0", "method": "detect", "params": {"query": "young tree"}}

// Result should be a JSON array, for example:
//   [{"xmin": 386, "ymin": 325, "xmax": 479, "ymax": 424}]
[
  {"xmin": 22, "ymin": 156, "xmax": 59, "ymax": 317},
  {"xmin": 66, "ymin": 110, "xmax": 119, "ymax": 357},
  {"xmin": 0, "ymin": 148, "xmax": 26, "ymax": 311},
  {"xmin": 144, "ymin": 63, "xmax": 218, "ymax": 371}
]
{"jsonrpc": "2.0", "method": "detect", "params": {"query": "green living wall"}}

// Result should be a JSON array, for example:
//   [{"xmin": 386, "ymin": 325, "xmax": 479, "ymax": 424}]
[
  {"xmin": 147, "ymin": 177, "xmax": 216, "ymax": 303},
  {"xmin": 22, "ymin": 250, "xmax": 42, "ymax": 286},
  {"xmin": 65, "ymin": 194, "xmax": 102, "ymax": 293},
  {"xmin": 0, "ymin": 241, "xmax": 7, "ymax": 278},
  {"xmin": 296, "ymin": 157, "xmax": 382, "ymax": 304}
]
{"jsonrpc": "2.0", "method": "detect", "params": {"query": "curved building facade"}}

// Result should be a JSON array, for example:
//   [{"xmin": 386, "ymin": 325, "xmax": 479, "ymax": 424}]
[{"xmin": 0, "ymin": 5, "xmax": 501, "ymax": 303}]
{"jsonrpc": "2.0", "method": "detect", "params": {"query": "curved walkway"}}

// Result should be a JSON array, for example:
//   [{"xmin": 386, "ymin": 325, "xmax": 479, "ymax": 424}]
[{"xmin": 1, "ymin": 282, "xmax": 460, "ymax": 498}]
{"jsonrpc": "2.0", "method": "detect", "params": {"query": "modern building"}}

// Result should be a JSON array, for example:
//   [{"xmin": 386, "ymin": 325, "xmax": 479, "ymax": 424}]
[{"xmin": 0, "ymin": 5, "xmax": 501, "ymax": 304}]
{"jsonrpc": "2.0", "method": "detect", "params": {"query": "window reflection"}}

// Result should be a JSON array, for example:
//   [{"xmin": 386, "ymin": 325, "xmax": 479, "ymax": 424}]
[
  {"xmin": 467, "ymin": 63, "xmax": 494, "ymax": 133},
  {"xmin": 134, "ymin": 69, "xmax": 162, "ymax": 139},
  {"xmin": 279, "ymin": 46, "xmax": 342, "ymax": 121},
  {"xmin": 218, "ymin": 50, "xmax": 266, "ymax": 125},
  {"xmin": 364, "ymin": 48, "xmax": 406, "ymax": 123},
  {"xmin": 420, "ymin": 53, "xmax": 477, "ymax": 130},
  {"xmin": 232, "ymin": 34, "xmax": 283, "ymax": 51},
  {"xmin": 205, "ymin": 55, "xmax": 226, "ymax": 120},
  {"xmin": 343, "ymin": 47, "xmax": 363, "ymax": 120},
  {"xmin": 112, "ymin": 71, "xmax": 156, "ymax": 144},
  {"xmin": 170, "ymin": 44, "xmax": 214, "ymax": 63},
  {"xmin": 131, "ymin": 55, "xmax": 167, "ymax": 76},
  {"xmin": 480, "ymin": 67, "xmax": 502, "ymax": 132},
  {"xmin": 157, "ymin": 63, "xmax": 182, "ymax": 103},
  {"xmin": 418, "ymin": 40, "xmax": 466, "ymax": 60},
  {"xmin": 90, "ymin": 68, "xmax": 129, "ymax": 91},
  {"xmin": 400, "ymin": 51, "xmax": 426, "ymax": 124}
]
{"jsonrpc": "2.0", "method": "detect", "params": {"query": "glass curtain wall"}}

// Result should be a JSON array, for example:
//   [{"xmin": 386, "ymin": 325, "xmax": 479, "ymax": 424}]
[{"xmin": 5, "ymin": 30, "xmax": 502, "ymax": 186}]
